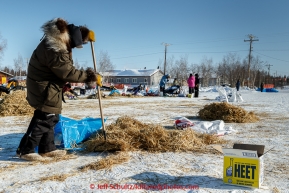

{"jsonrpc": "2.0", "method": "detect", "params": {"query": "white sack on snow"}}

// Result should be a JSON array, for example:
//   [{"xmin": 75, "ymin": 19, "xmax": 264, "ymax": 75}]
[
  {"xmin": 191, "ymin": 120, "xmax": 235, "ymax": 136},
  {"xmin": 174, "ymin": 117, "xmax": 236, "ymax": 136},
  {"xmin": 236, "ymin": 92, "xmax": 244, "ymax": 102},
  {"xmin": 216, "ymin": 87, "xmax": 228, "ymax": 102},
  {"xmin": 122, "ymin": 85, "xmax": 128, "ymax": 94},
  {"xmin": 228, "ymin": 88, "xmax": 237, "ymax": 102}
]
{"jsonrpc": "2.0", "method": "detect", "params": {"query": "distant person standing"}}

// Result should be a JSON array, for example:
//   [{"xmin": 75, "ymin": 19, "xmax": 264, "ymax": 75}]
[
  {"xmin": 159, "ymin": 74, "xmax": 170, "ymax": 92},
  {"xmin": 260, "ymin": 82, "xmax": 264, "ymax": 92},
  {"xmin": 194, "ymin": 73, "xmax": 200, "ymax": 97},
  {"xmin": 173, "ymin": 78, "xmax": 179, "ymax": 86},
  {"xmin": 187, "ymin": 74, "xmax": 195, "ymax": 94},
  {"xmin": 236, "ymin": 79, "xmax": 240, "ymax": 91}
]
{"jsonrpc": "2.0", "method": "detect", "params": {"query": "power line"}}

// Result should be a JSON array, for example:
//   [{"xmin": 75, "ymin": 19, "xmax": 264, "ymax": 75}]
[
  {"xmin": 112, "ymin": 52, "xmax": 162, "ymax": 59},
  {"xmin": 254, "ymin": 51, "xmax": 289, "ymax": 63},
  {"xmin": 170, "ymin": 50, "xmax": 248, "ymax": 54}
]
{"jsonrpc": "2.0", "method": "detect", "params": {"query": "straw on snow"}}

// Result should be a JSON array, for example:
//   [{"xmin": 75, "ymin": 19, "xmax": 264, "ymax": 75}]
[
  {"xmin": 81, "ymin": 116, "xmax": 225, "ymax": 171},
  {"xmin": 198, "ymin": 102, "xmax": 260, "ymax": 123},
  {"xmin": 80, "ymin": 152, "xmax": 130, "ymax": 171},
  {"xmin": 39, "ymin": 173, "xmax": 76, "ymax": 182},
  {"xmin": 83, "ymin": 116, "xmax": 225, "ymax": 153},
  {"xmin": 0, "ymin": 90, "xmax": 34, "ymax": 116}
]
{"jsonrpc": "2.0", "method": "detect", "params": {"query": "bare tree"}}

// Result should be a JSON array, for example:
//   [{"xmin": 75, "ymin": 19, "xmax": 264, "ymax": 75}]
[
  {"xmin": 14, "ymin": 53, "xmax": 24, "ymax": 77},
  {"xmin": 250, "ymin": 55, "xmax": 266, "ymax": 87},
  {"xmin": 217, "ymin": 53, "xmax": 242, "ymax": 86},
  {"xmin": 98, "ymin": 51, "xmax": 114, "ymax": 73},
  {"xmin": 170, "ymin": 55, "xmax": 189, "ymax": 86},
  {"xmin": 0, "ymin": 32, "xmax": 7, "ymax": 69},
  {"xmin": 188, "ymin": 63, "xmax": 199, "ymax": 75},
  {"xmin": 74, "ymin": 58, "xmax": 80, "ymax": 69},
  {"xmin": 97, "ymin": 50, "xmax": 114, "ymax": 84},
  {"xmin": 199, "ymin": 57, "xmax": 214, "ymax": 87}
]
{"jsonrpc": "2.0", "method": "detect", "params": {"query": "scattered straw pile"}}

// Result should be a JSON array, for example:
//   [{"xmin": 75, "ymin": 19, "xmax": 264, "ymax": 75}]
[
  {"xmin": 198, "ymin": 102, "xmax": 259, "ymax": 123},
  {"xmin": 83, "ymin": 116, "xmax": 225, "ymax": 153},
  {"xmin": 80, "ymin": 152, "xmax": 130, "ymax": 171},
  {"xmin": 39, "ymin": 173, "xmax": 76, "ymax": 182},
  {"xmin": 81, "ymin": 116, "xmax": 225, "ymax": 171},
  {"xmin": 0, "ymin": 90, "xmax": 34, "ymax": 116}
]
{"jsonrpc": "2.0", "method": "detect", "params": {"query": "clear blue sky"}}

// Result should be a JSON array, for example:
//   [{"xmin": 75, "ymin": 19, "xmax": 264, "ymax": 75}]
[{"xmin": 0, "ymin": 0, "xmax": 289, "ymax": 76}]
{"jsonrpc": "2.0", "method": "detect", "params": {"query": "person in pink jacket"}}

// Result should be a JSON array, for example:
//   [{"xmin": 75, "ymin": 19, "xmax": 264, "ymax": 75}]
[{"xmin": 187, "ymin": 73, "xmax": 195, "ymax": 94}]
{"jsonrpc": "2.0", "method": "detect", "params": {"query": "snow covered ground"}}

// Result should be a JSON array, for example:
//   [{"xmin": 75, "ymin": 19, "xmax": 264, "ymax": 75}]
[{"xmin": 0, "ymin": 86, "xmax": 289, "ymax": 193}]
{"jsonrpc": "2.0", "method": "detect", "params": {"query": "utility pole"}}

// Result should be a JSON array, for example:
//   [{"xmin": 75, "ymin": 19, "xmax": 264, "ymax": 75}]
[
  {"xmin": 25, "ymin": 58, "xmax": 30, "ymax": 76},
  {"xmin": 161, "ymin": 42, "xmax": 171, "ymax": 75},
  {"xmin": 265, "ymin": 64, "xmax": 273, "ymax": 84},
  {"xmin": 244, "ymin": 34, "xmax": 259, "ymax": 87}
]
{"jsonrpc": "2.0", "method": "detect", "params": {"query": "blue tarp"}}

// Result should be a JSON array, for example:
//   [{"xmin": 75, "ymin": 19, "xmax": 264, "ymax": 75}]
[
  {"xmin": 256, "ymin": 88, "xmax": 279, "ymax": 92},
  {"xmin": 54, "ymin": 115, "xmax": 105, "ymax": 149},
  {"xmin": 109, "ymin": 89, "xmax": 121, "ymax": 95}
]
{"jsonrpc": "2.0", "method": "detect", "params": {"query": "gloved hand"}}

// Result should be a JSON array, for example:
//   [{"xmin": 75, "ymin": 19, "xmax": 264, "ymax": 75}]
[
  {"xmin": 88, "ymin": 30, "xmax": 96, "ymax": 42},
  {"xmin": 96, "ymin": 73, "xmax": 102, "ymax": 87}
]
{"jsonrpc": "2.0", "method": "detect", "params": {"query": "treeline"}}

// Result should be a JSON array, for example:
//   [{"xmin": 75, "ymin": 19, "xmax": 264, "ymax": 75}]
[
  {"xmin": 1, "ymin": 48, "xmax": 288, "ymax": 88},
  {"xmin": 164, "ymin": 53, "xmax": 288, "ymax": 88}
]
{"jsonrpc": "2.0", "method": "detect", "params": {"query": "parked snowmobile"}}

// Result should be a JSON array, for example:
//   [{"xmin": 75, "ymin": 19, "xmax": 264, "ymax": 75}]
[
  {"xmin": 0, "ymin": 79, "xmax": 26, "ymax": 95},
  {"xmin": 163, "ymin": 85, "xmax": 180, "ymax": 96}
]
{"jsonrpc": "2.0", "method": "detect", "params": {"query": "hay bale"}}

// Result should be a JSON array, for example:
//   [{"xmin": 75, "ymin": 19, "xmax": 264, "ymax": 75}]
[
  {"xmin": 0, "ymin": 90, "xmax": 34, "ymax": 116},
  {"xmin": 83, "ymin": 116, "xmax": 225, "ymax": 153},
  {"xmin": 198, "ymin": 102, "xmax": 259, "ymax": 123}
]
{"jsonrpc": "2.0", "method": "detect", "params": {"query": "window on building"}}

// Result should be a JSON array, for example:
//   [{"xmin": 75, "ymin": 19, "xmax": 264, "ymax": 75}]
[
  {"xmin": 124, "ymin": 78, "xmax": 129, "ymax": 83},
  {"xmin": 144, "ymin": 78, "xmax": 147, "ymax": 83},
  {"xmin": 116, "ymin": 78, "xmax": 121, "ymax": 83},
  {"xmin": 110, "ymin": 78, "xmax": 114, "ymax": 83},
  {"xmin": 132, "ymin": 78, "xmax": 137, "ymax": 83}
]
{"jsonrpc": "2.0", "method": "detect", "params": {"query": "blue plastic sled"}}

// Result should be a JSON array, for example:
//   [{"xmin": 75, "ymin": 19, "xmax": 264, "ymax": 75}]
[
  {"xmin": 54, "ymin": 115, "xmax": 105, "ymax": 149},
  {"xmin": 256, "ymin": 88, "xmax": 279, "ymax": 92}
]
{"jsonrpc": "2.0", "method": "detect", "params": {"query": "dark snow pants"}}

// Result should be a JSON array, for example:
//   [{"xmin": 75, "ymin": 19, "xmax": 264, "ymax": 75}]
[
  {"xmin": 16, "ymin": 109, "xmax": 59, "ymax": 155},
  {"xmin": 194, "ymin": 86, "xmax": 199, "ymax": 97},
  {"xmin": 189, "ymin": 87, "xmax": 195, "ymax": 94}
]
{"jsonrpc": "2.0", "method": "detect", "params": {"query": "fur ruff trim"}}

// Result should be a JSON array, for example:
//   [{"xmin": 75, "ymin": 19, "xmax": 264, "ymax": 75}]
[
  {"xmin": 86, "ymin": 67, "xmax": 97, "ymax": 82},
  {"xmin": 80, "ymin": 26, "xmax": 90, "ymax": 44},
  {"xmin": 41, "ymin": 18, "xmax": 70, "ymax": 52}
]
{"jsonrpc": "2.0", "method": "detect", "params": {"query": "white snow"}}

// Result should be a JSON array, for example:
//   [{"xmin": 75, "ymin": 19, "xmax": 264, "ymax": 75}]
[{"xmin": 0, "ymin": 87, "xmax": 289, "ymax": 193}]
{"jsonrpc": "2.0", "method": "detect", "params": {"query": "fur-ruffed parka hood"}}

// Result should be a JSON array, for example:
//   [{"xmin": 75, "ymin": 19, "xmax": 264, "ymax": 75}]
[{"xmin": 41, "ymin": 18, "xmax": 90, "ymax": 53}]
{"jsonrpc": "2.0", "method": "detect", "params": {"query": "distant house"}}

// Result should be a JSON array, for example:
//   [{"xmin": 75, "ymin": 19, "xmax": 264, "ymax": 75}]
[
  {"xmin": 0, "ymin": 70, "xmax": 14, "ymax": 84},
  {"xmin": 102, "ymin": 69, "xmax": 163, "ymax": 87}
]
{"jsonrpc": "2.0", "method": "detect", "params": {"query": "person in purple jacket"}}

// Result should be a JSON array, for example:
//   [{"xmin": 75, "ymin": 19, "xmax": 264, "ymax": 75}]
[{"xmin": 187, "ymin": 73, "xmax": 195, "ymax": 94}]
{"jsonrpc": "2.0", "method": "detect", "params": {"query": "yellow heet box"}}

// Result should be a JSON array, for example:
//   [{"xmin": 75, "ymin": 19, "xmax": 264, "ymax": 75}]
[{"xmin": 216, "ymin": 144, "xmax": 265, "ymax": 188}]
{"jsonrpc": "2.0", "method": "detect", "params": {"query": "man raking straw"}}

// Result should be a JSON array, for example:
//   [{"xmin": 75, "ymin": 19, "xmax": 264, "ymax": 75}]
[{"xmin": 16, "ymin": 18, "xmax": 102, "ymax": 161}]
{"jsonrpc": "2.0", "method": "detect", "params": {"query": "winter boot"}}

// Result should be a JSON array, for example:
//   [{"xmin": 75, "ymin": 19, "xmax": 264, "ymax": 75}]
[
  {"xmin": 16, "ymin": 153, "xmax": 48, "ymax": 162},
  {"xmin": 40, "ymin": 150, "xmax": 67, "ymax": 158}
]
